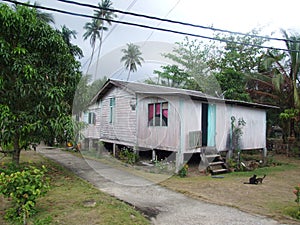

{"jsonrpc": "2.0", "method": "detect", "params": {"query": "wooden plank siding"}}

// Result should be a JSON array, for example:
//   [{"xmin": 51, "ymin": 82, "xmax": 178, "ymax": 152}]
[
  {"xmin": 215, "ymin": 104, "xmax": 267, "ymax": 151},
  {"xmin": 81, "ymin": 103, "xmax": 101, "ymax": 139},
  {"xmin": 136, "ymin": 95, "xmax": 204, "ymax": 153},
  {"xmin": 182, "ymin": 99, "xmax": 202, "ymax": 152},
  {"xmin": 100, "ymin": 87, "xmax": 137, "ymax": 145},
  {"xmin": 136, "ymin": 95, "xmax": 181, "ymax": 151},
  {"xmin": 82, "ymin": 80, "xmax": 269, "ymax": 155},
  {"xmin": 230, "ymin": 106, "xmax": 266, "ymax": 150}
]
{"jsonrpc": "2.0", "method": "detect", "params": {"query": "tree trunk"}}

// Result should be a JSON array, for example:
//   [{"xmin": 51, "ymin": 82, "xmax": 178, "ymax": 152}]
[
  {"xmin": 12, "ymin": 135, "xmax": 21, "ymax": 165},
  {"xmin": 290, "ymin": 119, "xmax": 295, "ymax": 138},
  {"xmin": 126, "ymin": 70, "xmax": 131, "ymax": 81}
]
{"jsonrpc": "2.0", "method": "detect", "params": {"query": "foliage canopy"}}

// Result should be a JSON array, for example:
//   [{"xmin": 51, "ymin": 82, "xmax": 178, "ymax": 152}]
[{"xmin": 0, "ymin": 3, "xmax": 82, "ymax": 163}]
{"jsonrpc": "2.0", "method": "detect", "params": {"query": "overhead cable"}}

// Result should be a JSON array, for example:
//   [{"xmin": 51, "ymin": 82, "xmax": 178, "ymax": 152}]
[
  {"xmin": 57, "ymin": 0, "xmax": 299, "ymax": 43},
  {"xmin": 2, "ymin": 0, "xmax": 300, "ymax": 53}
]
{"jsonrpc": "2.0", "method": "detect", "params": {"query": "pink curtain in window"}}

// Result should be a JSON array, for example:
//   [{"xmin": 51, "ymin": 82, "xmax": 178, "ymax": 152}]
[
  {"xmin": 162, "ymin": 109, "xmax": 168, "ymax": 118},
  {"xmin": 148, "ymin": 104, "xmax": 154, "ymax": 120},
  {"xmin": 155, "ymin": 103, "xmax": 160, "ymax": 115}
]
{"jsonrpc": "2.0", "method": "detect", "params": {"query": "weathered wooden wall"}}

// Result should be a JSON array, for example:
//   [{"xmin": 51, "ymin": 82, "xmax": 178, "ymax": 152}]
[
  {"xmin": 136, "ymin": 95, "xmax": 181, "ymax": 151},
  {"xmin": 100, "ymin": 87, "xmax": 137, "ymax": 145},
  {"xmin": 83, "ymin": 85, "xmax": 267, "ymax": 153},
  {"xmin": 81, "ymin": 103, "xmax": 101, "ymax": 139},
  {"xmin": 181, "ymin": 98, "xmax": 202, "ymax": 152},
  {"xmin": 216, "ymin": 104, "xmax": 266, "ymax": 151}
]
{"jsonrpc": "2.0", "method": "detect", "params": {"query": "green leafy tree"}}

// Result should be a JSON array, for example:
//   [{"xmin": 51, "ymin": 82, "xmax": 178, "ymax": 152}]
[
  {"xmin": 151, "ymin": 65, "xmax": 189, "ymax": 88},
  {"xmin": 164, "ymin": 31, "xmax": 267, "ymax": 100},
  {"xmin": 209, "ymin": 29, "xmax": 267, "ymax": 101},
  {"xmin": 0, "ymin": 3, "xmax": 81, "ymax": 164},
  {"xmin": 215, "ymin": 69, "xmax": 251, "ymax": 101},
  {"xmin": 120, "ymin": 43, "xmax": 144, "ymax": 81},
  {"xmin": 163, "ymin": 37, "xmax": 212, "ymax": 92},
  {"xmin": 210, "ymin": 29, "xmax": 266, "ymax": 73}
]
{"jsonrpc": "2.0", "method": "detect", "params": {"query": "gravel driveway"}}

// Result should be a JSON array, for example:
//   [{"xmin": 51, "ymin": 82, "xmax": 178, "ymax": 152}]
[{"xmin": 37, "ymin": 147, "xmax": 283, "ymax": 225}]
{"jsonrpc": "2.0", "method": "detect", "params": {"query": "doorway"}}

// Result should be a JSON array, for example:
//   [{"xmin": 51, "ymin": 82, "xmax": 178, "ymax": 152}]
[{"xmin": 202, "ymin": 103, "xmax": 216, "ymax": 147}]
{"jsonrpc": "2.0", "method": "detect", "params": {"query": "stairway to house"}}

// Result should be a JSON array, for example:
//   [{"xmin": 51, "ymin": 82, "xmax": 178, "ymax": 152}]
[{"xmin": 199, "ymin": 147, "xmax": 228, "ymax": 175}]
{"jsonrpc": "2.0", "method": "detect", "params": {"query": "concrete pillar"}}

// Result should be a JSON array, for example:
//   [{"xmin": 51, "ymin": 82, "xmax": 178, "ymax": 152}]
[
  {"xmin": 175, "ymin": 152, "xmax": 184, "ymax": 173},
  {"xmin": 176, "ymin": 98, "xmax": 185, "ymax": 173},
  {"xmin": 152, "ymin": 149, "xmax": 156, "ymax": 161},
  {"xmin": 113, "ymin": 143, "xmax": 116, "ymax": 157},
  {"xmin": 262, "ymin": 147, "xmax": 267, "ymax": 165},
  {"xmin": 133, "ymin": 146, "xmax": 139, "ymax": 157},
  {"xmin": 88, "ymin": 138, "xmax": 93, "ymax": 151}
]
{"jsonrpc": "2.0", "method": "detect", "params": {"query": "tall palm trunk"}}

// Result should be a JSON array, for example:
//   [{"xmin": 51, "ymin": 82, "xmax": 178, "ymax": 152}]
[
  {"xmin": 86, "ymin": 45, "xmax": 96, "ymax": 75},
  {"xmin": 94, "ymin": 28, "xmax": 104, "ymax": 80},
  {"xmin": 126, "ymin": 70, "xmax": 131, "ymax": 81}
]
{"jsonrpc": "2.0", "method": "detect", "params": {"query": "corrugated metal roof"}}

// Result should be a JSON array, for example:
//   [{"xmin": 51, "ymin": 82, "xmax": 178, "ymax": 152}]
[{"xmin": 92, "ymin": 79, "xmax": 278, "ymax": 109}]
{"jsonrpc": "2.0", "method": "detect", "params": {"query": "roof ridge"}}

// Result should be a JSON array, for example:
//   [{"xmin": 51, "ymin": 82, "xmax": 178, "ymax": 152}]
[
  {"xmin": 106, "ymin": 79, "xmax": 278, "ymax": 109},
  {"xmin": 109, "ymin": 78, "xmax": 207, "ymax": 94}
]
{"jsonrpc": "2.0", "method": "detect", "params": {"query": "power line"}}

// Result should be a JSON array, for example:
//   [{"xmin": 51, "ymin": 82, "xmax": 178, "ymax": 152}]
[
  {"xmin": 142, "ymin": 0, "xmax": 181, "ymax": 44},
  {"xmin": 82, "ymin": 0, "xmax": 139, "ymax": 71},
  {"xmin": 57, "ymin": 0, "xmax": 299, "ymax": 44},
  {"xmin": 2, "ymin": 0, "xmax": 300, "ymax": 53}
]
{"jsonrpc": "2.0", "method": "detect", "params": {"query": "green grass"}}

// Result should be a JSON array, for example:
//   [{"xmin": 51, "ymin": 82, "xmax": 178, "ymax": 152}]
[
  {"xmin": 226, "ymin": 162, "xmax": 297, "ymax": 177},
  {"xmin": 0, "ymin": 151, "xmax": 150, "ymax": 225},
  {"xmin": 161, "ymin": 155, "xmax": 300, "ymax": 224}
]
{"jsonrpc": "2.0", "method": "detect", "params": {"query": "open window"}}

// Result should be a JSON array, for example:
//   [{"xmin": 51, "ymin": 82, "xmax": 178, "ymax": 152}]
[{"xmin": 148, "ymin": 102, "xmax": 168, "ymax": 126}]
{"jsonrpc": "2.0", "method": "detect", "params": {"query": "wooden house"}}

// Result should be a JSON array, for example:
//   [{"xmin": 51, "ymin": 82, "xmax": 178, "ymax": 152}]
[{"xmin": 81, "ymin": 79, "xmax": 274, "ymax": 171}]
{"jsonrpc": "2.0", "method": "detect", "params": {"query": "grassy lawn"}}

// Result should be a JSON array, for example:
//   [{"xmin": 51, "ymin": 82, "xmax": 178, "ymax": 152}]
[
  {"xmin": 0, "ymin": 151, "xmax": 149, "ymax": 225},
  {"xmin": 2, "ymin": 149, "xmax": 299, "ymax": 224},
  {"xmin": 161, "ymin": 154, "xmax": 300, "ymax": 224},
  {"xmin": 80, "ymin": 148, "xmax": 300, "ymax": 223}
]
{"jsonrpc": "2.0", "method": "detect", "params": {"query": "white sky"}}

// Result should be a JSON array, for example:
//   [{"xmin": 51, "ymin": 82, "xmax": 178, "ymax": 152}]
[{"xmin": 8, "ymin": 0, "xmax": 300, "ymax": 80}]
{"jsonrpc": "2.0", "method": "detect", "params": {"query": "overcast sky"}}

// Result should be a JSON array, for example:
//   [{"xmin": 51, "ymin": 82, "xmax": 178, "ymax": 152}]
[{"xmin": 10, "ymin": 0, "xmax": 300, "ymax": 80}]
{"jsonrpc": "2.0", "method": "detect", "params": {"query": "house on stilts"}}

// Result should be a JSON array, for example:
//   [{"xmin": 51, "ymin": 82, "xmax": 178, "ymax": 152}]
[{"xmin": 80, "ymin": 79, "xmax": 275, "ymax": 172}]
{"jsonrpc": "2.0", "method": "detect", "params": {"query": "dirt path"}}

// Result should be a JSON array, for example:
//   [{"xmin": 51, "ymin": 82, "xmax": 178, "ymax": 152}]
[{"xmin": 38, "ymin": 147, "xmax": 283, "ymax": 225}]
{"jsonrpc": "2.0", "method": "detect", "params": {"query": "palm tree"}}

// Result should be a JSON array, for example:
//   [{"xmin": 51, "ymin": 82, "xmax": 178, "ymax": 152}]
[
  {"xmin": 264, "ymin": 30, "xmax": 300, "ymax": 138},
  {"xmin": 14, "ymin": 2, "xmax": 55, "ymax": 24},
  {"xmin": 34, "ymin": 2, "xmax": 55, "ymax": 24},
  {"xmin": 120, "ymin": 43, "xmax": 144, "ymax": 81},
  {"xmin": 83, "ymin": 19, "xmax": 103, "ymax": 73},
  {"xmin": 83, "ymin": 0, "xmax": 116, "ymax": 76},
  {"xmin": 93, "ymin": 0, "xmax": 117, "ymax": 75},
  {"xmin": 60, "ymin": 25, "xmax": 83, "ymax": 58},
  {"xmin": 282, "ymin": 30, "xmax": 300, "ymax": 108}
]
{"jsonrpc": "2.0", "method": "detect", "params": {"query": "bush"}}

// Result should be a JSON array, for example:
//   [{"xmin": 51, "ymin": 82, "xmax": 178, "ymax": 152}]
[
  {"xmin": 0, "ymin": 164, "xmax": 50, "ymax": 224},
  {"xmin": 119, "ymin": 148, "xmax": 139, "ymax": 165},
  {"xmin": 178, "ymin": 164, "xmax": 189, "ymax": 178}
]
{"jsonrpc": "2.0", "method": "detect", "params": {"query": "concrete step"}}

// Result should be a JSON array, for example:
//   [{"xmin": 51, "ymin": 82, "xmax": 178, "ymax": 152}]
[
  {"xmin": 209, "ymin": 161, "xmax": 225, "ymax": 166},
  {"xmin": 211, "ymin": 168, "xmax": 228, "ymax": 174},
  {"xmin": 205, "ymin": 154, "xmax": 220, "ymax": 158}
]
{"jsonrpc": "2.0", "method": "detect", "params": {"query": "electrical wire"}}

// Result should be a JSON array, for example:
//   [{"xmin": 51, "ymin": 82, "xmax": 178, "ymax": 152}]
[
  {"xmin": 2, "ymin": 0, "xmax": 300, "ymax": 53},
  {"xmin": 57, "ymin": 0, "xmax": 299, "ymax": 43},
  {"xmin": 142, "ymin": 0, "xmax": 181, "ymax": 45},
  {"xmin": 81, "ymin": 0, "xmax": 139, "ymax": 71}
]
